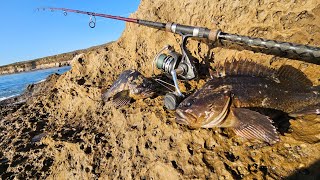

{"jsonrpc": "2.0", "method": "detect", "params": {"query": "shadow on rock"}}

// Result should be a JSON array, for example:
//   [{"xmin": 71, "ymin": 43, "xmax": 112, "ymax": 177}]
[{"xmin": 285, "ymin": 160, "xmax": 320, "ymax": 180}]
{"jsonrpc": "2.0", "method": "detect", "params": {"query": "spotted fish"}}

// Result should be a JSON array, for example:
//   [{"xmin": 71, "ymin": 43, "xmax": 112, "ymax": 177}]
[
  {"xmin": 102, "ymin": 70, "xmax": 159, "ymax": 107},
  {"xmin": 176, "ymin": 60, "xmax": 320, "ymax": 144}
]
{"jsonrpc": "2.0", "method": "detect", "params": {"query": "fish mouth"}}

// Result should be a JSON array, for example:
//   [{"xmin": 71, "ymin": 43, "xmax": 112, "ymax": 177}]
[
  {"xmin": 140, "ymin": 90, "xmax": 156, "ymax": 98},
  {"xmin": 131, "ymin": 88, "xmax": 156, "ymax": 99},
  {"xmin": 175, "ymin": 109, "xmax": 196, "ymax": 125},
  {"xmin": 101, "ymin": 90, "xmax": 112, "ymax": 102}
]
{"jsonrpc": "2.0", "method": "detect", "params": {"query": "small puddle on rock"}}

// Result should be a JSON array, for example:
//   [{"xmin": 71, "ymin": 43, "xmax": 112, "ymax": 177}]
[{"xmin": 31, "ymin": 132, "xmax": 48, "ymax": 142}]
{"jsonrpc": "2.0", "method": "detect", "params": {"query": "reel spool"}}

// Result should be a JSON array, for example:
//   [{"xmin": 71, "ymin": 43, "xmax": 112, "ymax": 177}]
[
  {"xmin": 156, "ymin": 54, "xmax": 178, "ymax": 75},
  {"xmin": 153, "ymin": 46, "xmax": 190, "ymax": 110}
]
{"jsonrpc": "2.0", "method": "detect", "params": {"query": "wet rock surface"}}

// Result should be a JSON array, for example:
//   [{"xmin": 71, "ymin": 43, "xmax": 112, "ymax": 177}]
[{"xmin": 1, "ymin": 0, "xmax": 320, "ymax": 179}]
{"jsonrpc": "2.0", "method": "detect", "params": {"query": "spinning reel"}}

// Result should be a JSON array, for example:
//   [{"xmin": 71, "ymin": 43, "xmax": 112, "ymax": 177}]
[{"xmin": 153, "ymin": 35, "xmax": 198, "ymax": 110}]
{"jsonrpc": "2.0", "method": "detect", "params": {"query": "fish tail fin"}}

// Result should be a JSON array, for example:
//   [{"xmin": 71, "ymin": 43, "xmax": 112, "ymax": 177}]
[{"xmin": 231, "ymin": 108, "xmax": 279, "ymax": 144}]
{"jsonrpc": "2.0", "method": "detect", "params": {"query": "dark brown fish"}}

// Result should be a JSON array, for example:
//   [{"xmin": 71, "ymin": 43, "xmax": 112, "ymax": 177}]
[
  {"xmin": 102, "ymin": 70, "xmax": 159, "ymax": 107},
  {"xmin": 176, "ymin": 60, "xmax": 320, "ymax": 144}
]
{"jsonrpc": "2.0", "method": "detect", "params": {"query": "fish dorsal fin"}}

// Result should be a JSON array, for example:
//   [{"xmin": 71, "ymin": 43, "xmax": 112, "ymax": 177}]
[
  {"xmin": 277, "ymin": 65, "xmax": 313, "ymax": 88},
  {"xmin": 215, "ymin": 60, "xmax": 277, "ymax": 79}
]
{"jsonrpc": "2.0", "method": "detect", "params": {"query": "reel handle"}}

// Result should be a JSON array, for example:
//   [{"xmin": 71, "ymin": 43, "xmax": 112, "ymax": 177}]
[
  {"xmin": 170, "ymin": 69, "xmax": 184, "ymax": 97},
  {"xmin": 162, "ymin": 67, "xmax": 186, "ymax": 110}
]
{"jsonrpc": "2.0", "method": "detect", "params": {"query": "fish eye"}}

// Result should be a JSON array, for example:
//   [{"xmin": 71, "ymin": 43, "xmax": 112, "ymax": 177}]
[
  {"xmin": 185, "ymin": 102, "xmax": 192, "ymax": 107},
  {"xmin": 142, "ymin": 83, "xmax": 148, "ymax": 88}
]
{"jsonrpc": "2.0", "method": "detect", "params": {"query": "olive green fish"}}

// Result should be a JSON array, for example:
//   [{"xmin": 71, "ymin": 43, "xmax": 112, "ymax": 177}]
[
  {"xmin": 176, "ymin": 60, "xmax": 320, "ymax": 144},
  {"xmin": 102, "ymin": 70, "xmax": 159, "ymax": 107}
]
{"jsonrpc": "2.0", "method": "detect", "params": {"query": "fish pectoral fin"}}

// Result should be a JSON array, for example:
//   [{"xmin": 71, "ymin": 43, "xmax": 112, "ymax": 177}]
[
  {"xmin": 112, "ymin": 90, "xmax": 132, "ymax": 108},
  {"xmin": 231, "ymin": 108, "xmax": 279, "ymax": 144},
  {"xmin": 289, "ymin": 103, "xmax": 320, "ymax": 117}
]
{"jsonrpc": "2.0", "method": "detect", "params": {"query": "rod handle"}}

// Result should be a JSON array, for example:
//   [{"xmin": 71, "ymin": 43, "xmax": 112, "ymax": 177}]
[{"xmin": 218, "ymin": 32, "xmax": 320, "ymax": 62}]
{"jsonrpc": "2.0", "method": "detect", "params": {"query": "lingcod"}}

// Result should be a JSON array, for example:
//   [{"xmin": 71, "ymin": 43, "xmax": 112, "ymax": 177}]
[
  {"xmin": 176, "ymin": 60, "xmax": 320, "ymax": 144},
  {"xmin": 102, "ymin": 70, "xmax": 160, "ymax": 107}
]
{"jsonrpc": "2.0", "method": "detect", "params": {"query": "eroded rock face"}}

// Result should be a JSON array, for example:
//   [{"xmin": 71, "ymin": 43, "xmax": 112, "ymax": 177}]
[{"xmin": 1, "ymin": 0, "xmax": 320, "ymax": 179}]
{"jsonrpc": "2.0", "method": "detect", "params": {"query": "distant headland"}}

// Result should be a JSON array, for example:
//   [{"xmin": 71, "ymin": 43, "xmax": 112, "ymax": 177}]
[{"xmin": 0, "ymin": 43, "xmax": 112, "ymax": 75}]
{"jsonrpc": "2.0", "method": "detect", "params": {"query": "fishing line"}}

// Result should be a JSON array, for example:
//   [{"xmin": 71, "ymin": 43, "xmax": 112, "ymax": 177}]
[{"xmin": 154, "ymin": 79, "xmax": 175, "ymax": 92}]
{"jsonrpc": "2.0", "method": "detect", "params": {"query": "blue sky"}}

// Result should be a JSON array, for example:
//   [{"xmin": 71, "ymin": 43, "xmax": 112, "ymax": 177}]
[{"xmin": 0, "ymin": 0, "xmax": 140, "ymax": 66}]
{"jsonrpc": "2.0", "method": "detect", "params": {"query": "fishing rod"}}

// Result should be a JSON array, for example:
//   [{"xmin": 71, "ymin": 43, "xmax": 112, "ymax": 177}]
[
  {"xmin": 40, "ymin": 7, "xmax": 320, "ymax": 61},
  {"xmin": 40, "ymin": 7, "xmax": 320, "ymax": 109}
]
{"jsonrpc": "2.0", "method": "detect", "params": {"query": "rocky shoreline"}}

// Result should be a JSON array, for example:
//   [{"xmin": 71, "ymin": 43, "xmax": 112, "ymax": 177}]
[{"xmin": 1, "ymin": 0, "xmax": 320, "ymax": 179}]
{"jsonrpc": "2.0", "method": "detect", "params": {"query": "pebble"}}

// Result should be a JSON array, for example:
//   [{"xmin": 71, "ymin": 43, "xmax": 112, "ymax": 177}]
[
  {"xmin": 283, "ymin": 143, "xmax": 290, "ymax": 148},
  {"xmin": 294, "ymin": 145, "xmax": 302, "ymax": 151},
  {"xmin": 205, "ymin": 139, "xmax": 217, "ymax": 150},
  {"xmin": 250, "ymin": 152, "xmax": 256, "ymax": 157}
]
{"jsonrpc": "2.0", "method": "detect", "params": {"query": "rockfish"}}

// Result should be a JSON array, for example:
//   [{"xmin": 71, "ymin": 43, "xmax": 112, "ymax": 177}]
[
  {"xmin": 102, "ymin": 70, "xmax": 159, "ymax": 107},
  {"xmin": 176, "ymin": 60, "xmax": 320, "ymax": 144}
]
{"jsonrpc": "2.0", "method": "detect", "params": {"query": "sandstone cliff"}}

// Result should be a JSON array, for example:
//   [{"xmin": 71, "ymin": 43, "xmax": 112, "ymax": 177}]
[
  {"xmin": 0, "ymin": 44, "xmax": 110, "ymax": 75},
  {"xmin": 1, "ymin": 0, "xmax": 320, "ymax": 179}
]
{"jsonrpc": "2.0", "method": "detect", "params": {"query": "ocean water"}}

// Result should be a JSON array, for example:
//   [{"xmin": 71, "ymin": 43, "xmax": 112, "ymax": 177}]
[{"xmin": 0, "ymin": 66, "xmax": 71, "ymax": 101}]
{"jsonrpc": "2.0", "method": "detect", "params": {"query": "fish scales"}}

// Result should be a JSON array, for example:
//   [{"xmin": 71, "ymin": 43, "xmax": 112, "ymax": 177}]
[
  {"xmin": 205, "ymin": 76, "xmax": 319, "ymax": 113},
  {"xmin": 176, "ymin": 60, "xmax": 320, "ymax": 144}
]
